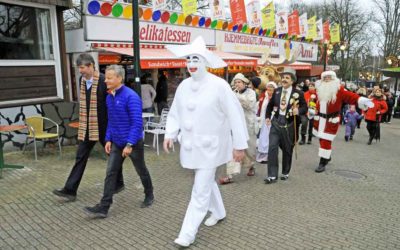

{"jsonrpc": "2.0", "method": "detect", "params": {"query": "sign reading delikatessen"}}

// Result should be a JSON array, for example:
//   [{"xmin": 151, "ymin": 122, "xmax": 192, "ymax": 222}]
[
  {"xmin": 217, "ymin": 32, "xmax": 317, "ymax": 62},
  {"xmin": 84, "ymin": 15, "xmax": 216, "ymax": 46}
]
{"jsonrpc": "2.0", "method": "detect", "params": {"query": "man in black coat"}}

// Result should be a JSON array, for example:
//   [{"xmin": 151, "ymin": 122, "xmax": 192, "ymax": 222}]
[
  {"xmin": 264, "ymin": 67, "xmax": 307, "ymax": 184},
  {"xmin": 53, "ymin": 54, "xmax": 124, "ymax": 201}
]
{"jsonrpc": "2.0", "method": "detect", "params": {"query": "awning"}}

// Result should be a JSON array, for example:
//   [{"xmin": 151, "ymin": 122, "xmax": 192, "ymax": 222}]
[
  {"xmin": 286, "ymin": 61, "xmax": 312, "ymax": 70},
  {"xmin": 98, "ymin": 47, "xmax": 258, "ymax": 69}
]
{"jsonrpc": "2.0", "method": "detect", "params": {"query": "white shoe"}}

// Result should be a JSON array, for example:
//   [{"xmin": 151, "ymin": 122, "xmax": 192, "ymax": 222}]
[
  {"xmin": 204, "ymin": 215, "xmax": 225, "ymax": 227},
  {"xmin": 174, "ymin": 238, "xmax": 194, "ymax": 247}
]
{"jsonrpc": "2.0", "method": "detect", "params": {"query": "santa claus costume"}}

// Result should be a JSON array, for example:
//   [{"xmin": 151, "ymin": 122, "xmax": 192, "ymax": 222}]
[{"xmin": 312, "ymin": 71, "xmax": 373, "ymax": 173}]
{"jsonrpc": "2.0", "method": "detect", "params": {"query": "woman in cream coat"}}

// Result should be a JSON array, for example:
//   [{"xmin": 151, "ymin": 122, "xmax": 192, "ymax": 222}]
[
  {"xmin": 163, "ymin": 37, "xmax": 249, "ymax": 248},
  {"xmin": 219, "ymin": 73, "xmax": 257, "ymax": 184}
]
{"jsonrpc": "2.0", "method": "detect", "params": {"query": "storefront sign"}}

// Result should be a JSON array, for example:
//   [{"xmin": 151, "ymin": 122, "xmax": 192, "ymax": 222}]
[
  {"xmin": 99, "ymin": 54, "xmax": 121, "ymax": 64},
  {"xmin": 230, "ymin": 0, "xmax": 247, "ymax": 24},
  {"xmin": 218, "ymin": 31, "xmax": 281, "ymax": 55},
  {"xmin": 141, "ymin": 59, "xmax": 186, "ymax": 69},
  {"xmin": 217, "ymin": 32, "xmax": 317, "ymax": 62},
  {"xmin": 85, "ymin": 16, "xmax": 216, "ymax": 45}
]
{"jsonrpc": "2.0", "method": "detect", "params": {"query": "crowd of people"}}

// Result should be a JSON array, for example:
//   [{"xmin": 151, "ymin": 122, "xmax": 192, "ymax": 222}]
[{"xmin": 51, "ymin": 37, "xmax": 395, "ymax": 247}]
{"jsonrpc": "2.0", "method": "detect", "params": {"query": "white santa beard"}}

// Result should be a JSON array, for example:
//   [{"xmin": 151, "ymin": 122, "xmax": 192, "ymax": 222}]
[{"xmin": 317, "ymin": 81, "xmax": 340, "ymax": 103}]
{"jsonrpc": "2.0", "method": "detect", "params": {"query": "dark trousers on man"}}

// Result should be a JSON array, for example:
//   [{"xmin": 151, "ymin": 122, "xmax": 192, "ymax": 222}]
[
  {"xmin": 64, "ymin": 138, "xmax": 124, "ymax": 195},
  {"xmin": 100, "ymin": 140, "xmax": 153, "ymax": 209},
  {"xmin": 267, "ymin": 116, "xmax": 295, "ymax": 178}
]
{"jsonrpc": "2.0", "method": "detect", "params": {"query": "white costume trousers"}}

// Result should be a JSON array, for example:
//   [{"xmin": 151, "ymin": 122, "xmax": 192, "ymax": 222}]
[{"xmin": 178, "ymin": 168, "xmax": 226, "ymax": 241}]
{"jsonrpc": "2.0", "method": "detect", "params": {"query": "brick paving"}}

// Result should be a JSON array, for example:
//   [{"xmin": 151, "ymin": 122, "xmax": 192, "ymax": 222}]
[{"xmin": 1, "ymin": 119, "xmax": 400, "ymax": 249}]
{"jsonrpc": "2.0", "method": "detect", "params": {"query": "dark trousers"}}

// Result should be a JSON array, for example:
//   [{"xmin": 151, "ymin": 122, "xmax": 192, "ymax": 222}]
[
  {"xmin": 307, "ymin": 118, "xmax": 314, "ymax": 138},
  {"xmin": 366, "ymin": 120, "xmax": 379, "ymax": 139},
  {"xmin": 64, "ymin": 139, "xmax": 124, "ymax": 195},
  {"xmin": 100, "ymin": 140, "xmax": 153, "ymax": 208},
  {"xmin": 384, "ymin": 109, "xmax": 393, "ymax": 122},
  {"xmin": 300, "ymin": 115, "xmax": 308, "ymax": 136},
  {"xmin": 267, "ymin": 119, "xmax": 295, "ymax": 178}
]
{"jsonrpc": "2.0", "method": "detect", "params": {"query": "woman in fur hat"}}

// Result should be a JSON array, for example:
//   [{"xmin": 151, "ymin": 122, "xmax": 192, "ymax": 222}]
[
  {"xmin": 364, "ymin": 88, "xmax": 388, "ymax": 145},
  {"xmin": 219, "ymin": 73, "xmax": 257, "ymax": 184}
]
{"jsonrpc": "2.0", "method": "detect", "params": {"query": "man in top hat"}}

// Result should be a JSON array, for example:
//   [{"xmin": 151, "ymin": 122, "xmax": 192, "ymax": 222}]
[
  {"xmin": 163, "ymin": 37, "xmax": 249, "ymax": 247},
  {"xmin": 312, "ymin": 71, "xmax": 374, "ymax": 173},
  {"xmin": 264, "ymin": 67, "xmax": 307, "ymax": 184}
]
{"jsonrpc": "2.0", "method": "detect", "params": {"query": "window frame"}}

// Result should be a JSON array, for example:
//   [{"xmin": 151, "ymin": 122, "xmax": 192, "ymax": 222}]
[{"xmin": 0, "ymin": 0, "xmax": 63, "ymax": 106}]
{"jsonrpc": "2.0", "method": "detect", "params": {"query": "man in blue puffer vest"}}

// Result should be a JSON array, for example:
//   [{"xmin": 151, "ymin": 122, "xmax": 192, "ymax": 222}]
[{"xmin": 84, "ymin": 65, "xmax": 154, "ymax": 218}]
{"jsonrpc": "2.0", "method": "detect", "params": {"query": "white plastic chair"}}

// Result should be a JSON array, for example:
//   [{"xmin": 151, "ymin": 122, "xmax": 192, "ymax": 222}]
[{"xmin": 144, "ymin": 109, "xmax": 173, "ymax": 155}]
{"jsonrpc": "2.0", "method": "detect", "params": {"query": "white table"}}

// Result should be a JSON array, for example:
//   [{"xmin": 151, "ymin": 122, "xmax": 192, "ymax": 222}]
[{"xmin": 142, "ymin": 112, "xmax": 155, "ymax": 119}]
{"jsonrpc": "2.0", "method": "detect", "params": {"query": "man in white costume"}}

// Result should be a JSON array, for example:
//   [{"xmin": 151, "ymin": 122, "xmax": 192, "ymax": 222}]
[{"xmin": 163, "ymin": 37, "xmax": 249, "ymax": 247}]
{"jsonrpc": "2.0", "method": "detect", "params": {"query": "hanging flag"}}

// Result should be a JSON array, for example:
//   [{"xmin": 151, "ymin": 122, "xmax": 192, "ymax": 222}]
[
  {"xmin": 152, "ymin": 0, "xmax": 167, "ymax": 11},
  {"xmin": 209, "ymin": 0, "xmax": 225, "ymax": 19},
  {"xmin": 299, "ymin": 13, "xmax": 308, "ymax": 38},
  {"xmin": 246, "ymin": 0, "xmax": 261, "ymax": 28},
  {"xmin": 261, "ymin": 0, "xmax": 275, "ymax": 30},
  {"xmin": 314, "ymin": 18, "xmax": 323, "ymax": 41},
  {"xmin": 306, "ymin": 16, "xmax": 317, "ymax": 40},
  {"xmin": 330, "ymin": 23, "xmax": 340, "ymax": 43},
  {"xmin": 275, "ymin": 11, "xmax": 288, "ymax": 35},
  {"xmin": 230, "ymin": 0, "xmax": 247, "ymax": 24},
  {"xmin": 288, "ymin": 10, "xmax": 299, "ymax": 36},
  {"xmin": 323, "ymin": 21, "xmax": 330, "ymax": 42},
  {"xmin": 182, "ymin": 0, "xmax": 197, "ymax": 15}
]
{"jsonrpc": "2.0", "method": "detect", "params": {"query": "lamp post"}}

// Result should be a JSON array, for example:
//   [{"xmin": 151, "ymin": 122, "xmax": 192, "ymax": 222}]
[{"xmin": 132, "ymin": 1, "xmax": 141, "ymax": 96}]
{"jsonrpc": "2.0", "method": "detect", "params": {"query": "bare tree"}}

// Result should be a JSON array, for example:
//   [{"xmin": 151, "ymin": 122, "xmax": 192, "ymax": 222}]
[
  {"xmin": 373, "ymin": 0, "xmax": 400, "ymax": 58},
  {"xmin": 63, "ymin": 0, "xmax": 82, "ymax": 30}
]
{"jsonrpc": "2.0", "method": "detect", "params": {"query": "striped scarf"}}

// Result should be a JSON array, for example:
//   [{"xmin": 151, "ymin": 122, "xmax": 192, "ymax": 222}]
[{"xmin": 78, "ymin": 71, "xmax": 99, "ymax": 141}]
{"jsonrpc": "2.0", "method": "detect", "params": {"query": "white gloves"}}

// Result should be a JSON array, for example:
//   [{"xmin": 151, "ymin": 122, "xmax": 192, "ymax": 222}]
[
  {"xmin": 308, "ymin": 108, "xmax": 316, "ymax": 119},
  {"xmin": 358, "ymin": 97, "xmax": 374, "ymax": 110}
]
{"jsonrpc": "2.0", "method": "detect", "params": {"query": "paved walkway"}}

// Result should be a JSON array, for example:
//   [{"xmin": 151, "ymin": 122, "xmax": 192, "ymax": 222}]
[{"xmin": 1, "ymin": 119, "xmax": 399, "ymax": 249}]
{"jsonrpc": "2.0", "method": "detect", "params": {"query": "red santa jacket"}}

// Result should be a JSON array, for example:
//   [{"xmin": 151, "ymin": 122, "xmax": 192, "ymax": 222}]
[
  {"xmin": 313, "ymin": 86, "xmax": 360, "ymax": 141},
  {"xmin": 364, "ymin": 97, "xmax": 388, "ymax": 122}
]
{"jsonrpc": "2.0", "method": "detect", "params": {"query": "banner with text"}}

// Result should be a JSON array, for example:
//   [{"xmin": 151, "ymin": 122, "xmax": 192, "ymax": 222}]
[
  {"xmin": 323, "ymin": 21, "xmax": 330, "ymax": 42},
  {"xmin": 306, "ymin": 16, "xmax": 317, "ymax": 40},
  {"xmin": 152, "ymin": 0, "xmax": 167, "ymax": 11},
  {"xmin": 261, "ymin": 1, "xmax": 275, "ymax": 30},
  {"xmin": 246, "ymin": 0, "xmax": 261, "ymax": 28},
  {"xmin": 288, "ymin": 10, "xmax": 300, "ymax": 36},
  {"xmin": 209, "ymin": 0, "xmax": 225, "ymax": 19},
  {"xmin": 314, "ymin": 18, "xmax": 323, "ymax": 41},
  {"xmin": 299, "ymin": 13, "xmax": 308, "ymax": 38},
  {"xmin": 330, "ymin": 23, "xmax": 340, "ymax": 43},
  {"xmin": 275, "ymin": 11, "xmax": 288, "ymax": 35},
  {"xmin": 230, "ymin": 0, "xmax": 247, "ymax": 24},
  {"xmin": 182, "ymin": 0, "xmax": 197, "ymax": 15}
]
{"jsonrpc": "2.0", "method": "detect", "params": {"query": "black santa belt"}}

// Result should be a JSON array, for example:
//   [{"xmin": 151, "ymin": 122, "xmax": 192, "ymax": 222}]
[{"xmin": 318, "ymin": 112, "xmax": 339, "ymax": 119}]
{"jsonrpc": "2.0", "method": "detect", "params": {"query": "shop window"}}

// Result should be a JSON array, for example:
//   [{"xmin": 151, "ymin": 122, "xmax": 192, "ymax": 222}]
[{"xmin": 0, "ymin": 2, "xmax": 53, "ymax": 60}]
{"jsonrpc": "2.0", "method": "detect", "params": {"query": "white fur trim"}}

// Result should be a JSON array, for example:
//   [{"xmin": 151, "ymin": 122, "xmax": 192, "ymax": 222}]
[
  {"xmin": 315, "ymin": 116, "xmax": 337, "ymax": 141},
  {"xmin": 331, "ymin": 117, "xmax": 340, "ymax": 124},
  {"xmin": 319, "ymin": 148, "xmax": 332, "ymax": 158},
  {"xmin": 321, "ymin": 71, "xmax": 337, "ymax": 79},
  {"xmin": 314, "ymin": 115, "xmax": 320, "ymax": 121}
]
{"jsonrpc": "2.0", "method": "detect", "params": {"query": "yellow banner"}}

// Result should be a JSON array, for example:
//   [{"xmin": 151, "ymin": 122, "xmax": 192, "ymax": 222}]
[
  {"xmin": 306, "ymin": 16, "xmax": 317, "ymax": 40},
  {"xmin": 182, "ymin": 0, "xmax": 197, "ymax": 15},
  {"xmin": 330, "ymin": 23, "xmax": 340, "ymax": 43},
  {"xmin": 261, "ymin": 1, "xmax": 275, "ymax": 30}
]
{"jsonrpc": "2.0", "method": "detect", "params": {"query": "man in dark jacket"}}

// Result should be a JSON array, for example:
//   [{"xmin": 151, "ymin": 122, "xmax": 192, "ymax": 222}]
[
  {"xmin": 53, "ymin": 54, "xmax": 124, "ymax": 201},
  {"xmin": 84, "ymin": 64, "xmax": 154, "ymax": 218},
  {"xmin": 264, "ymin": 68, "xmax": 307, "ymax": 184},
  {"xmin": 154, "ymin": 74, "xmax": 169, "ymax": 115}
]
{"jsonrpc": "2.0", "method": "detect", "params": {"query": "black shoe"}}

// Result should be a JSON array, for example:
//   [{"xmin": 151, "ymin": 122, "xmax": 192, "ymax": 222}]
[
  {"xmin": 115, "ymin": 185, "xmax": 125, "ymax": 194},
  {"xmin": 367, "ymin": 137, "xmax": 373, "ymax": 145},
  {"xmin": 141, "ymin": 194, "xmax": 154, "ymax": 208},
  {"xmin": 299, "ymin": 135, "xmax": 306, "ymax": 145},
  {"xmin": 345, "ymin": 136, "xmax": 349, "ymax": 141},
  {"xmin": 280, "ymin": 174, "xmax": 289, "ymax": 181},
  {"xmin": 315, "ymin": 158, "xmax": 328, "ymax": 173},
  {"xmin": 349, "ymin": 136, "xmax": 353, "ymax": 140},
  {"xmin": 264, "ymin": 177, "xmax": 277, "ymax": 184},
  {"xmin": 52, "ymin": 188, "xmax": 76, "ymax": 202},
  {"xmin": 84, "ymin": 204, "xmax": 108, "ymax": 218},
  {"xmin": 307, "ymin": 136, "xmax": 312, "ymax": 144}
]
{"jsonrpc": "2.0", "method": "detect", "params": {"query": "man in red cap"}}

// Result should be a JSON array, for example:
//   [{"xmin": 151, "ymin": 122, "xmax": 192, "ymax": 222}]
[{"xmin": 312, "ymin": 71, "xmax": 374, "ymax": 173}]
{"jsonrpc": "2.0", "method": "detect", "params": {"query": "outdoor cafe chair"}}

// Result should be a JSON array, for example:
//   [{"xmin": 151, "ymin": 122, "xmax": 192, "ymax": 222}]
[
  {"xmin": 144, "ymin": 108, "xmax": 173, "ymax": 155},
  {"xmin": 23, "ymin": 116, "xmax": 62, "ymax": 160}
]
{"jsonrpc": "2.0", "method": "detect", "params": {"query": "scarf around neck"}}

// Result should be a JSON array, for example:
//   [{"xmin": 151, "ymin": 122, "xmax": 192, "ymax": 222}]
[{"xmin": 78, "ymin": 71, "xmax": 99, "ymax": 141}]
